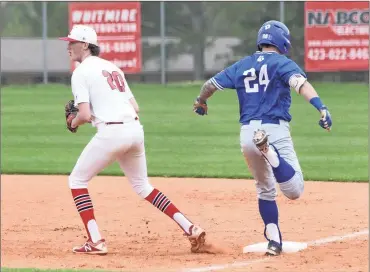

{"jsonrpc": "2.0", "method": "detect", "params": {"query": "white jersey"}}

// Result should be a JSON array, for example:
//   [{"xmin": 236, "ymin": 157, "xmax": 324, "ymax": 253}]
[{"xmin": 71, "ymin": 56, "xmax": 138, "ymax": 126}]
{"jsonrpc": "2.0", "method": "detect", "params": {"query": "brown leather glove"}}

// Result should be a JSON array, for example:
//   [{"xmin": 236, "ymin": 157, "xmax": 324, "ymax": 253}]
[{"xmin": 65, "ymin": 99, "xmax": 79, "ymax": 133}]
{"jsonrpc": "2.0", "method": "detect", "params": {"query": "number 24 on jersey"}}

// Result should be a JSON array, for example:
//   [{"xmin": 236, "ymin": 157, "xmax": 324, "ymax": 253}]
[{"xmin": 243, "ymin": 64, "xmax": 270, "ymax": 93}]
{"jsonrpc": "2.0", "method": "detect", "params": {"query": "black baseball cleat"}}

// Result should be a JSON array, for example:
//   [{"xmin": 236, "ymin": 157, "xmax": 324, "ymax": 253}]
[{"xmin": 265, "ymin": 240, "xmax": 282, "ymax": 256}]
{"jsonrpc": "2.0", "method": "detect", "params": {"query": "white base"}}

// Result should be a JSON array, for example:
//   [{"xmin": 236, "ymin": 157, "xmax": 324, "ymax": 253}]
[{"xmin": 243, "ymin": 241, "xmax": 308, "ymax": 254}]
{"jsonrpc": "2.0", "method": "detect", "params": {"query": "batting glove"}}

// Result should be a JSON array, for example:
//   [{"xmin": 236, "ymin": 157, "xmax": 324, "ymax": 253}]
[{"xmin": 319, "ymin": 106, "xmax": 332, "ymax": 131}]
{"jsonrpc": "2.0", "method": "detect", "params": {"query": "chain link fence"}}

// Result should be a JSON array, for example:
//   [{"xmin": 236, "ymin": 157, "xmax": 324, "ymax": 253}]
[{"xmin": 1, "ymin": 1, "xmax": 368, "ymax": 85}]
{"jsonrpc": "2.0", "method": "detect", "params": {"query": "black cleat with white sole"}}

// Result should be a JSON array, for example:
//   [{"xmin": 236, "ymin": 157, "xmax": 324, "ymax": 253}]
[{"xmin": 265, "ymin": 240, "xmax": 282, "ymax": 256}]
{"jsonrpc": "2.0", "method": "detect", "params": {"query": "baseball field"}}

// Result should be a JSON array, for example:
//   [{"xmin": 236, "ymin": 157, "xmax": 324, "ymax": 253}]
[{"xmin": 1, "ymin": 82, "xmax": 369, "ymax": 272}]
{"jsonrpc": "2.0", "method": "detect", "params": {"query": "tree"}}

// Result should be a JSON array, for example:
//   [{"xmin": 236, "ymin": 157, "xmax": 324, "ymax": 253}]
[
  {"xmin": 141, "ymin": 2, "xmax": 225, "ymax": 81},
  {"xmin": 1, "ymin": 2, "xmax": 68, "ymax": 37},
  {"xmin": 226, "ymin": 2, "xmax": 305, "ymax": 67},
  {"xmin": 165, "ymin": 2, "xmax": 207, "ymax": 80}
]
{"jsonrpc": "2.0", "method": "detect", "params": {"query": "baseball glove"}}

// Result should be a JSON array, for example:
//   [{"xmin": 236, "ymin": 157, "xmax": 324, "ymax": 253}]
[
  {"xmin": 65, "ymin": 99, "xmax": 79, "ymax": 133},
  {"xmin": 193, "ymin": 97, "xmax": 208, "ymax": 116}
]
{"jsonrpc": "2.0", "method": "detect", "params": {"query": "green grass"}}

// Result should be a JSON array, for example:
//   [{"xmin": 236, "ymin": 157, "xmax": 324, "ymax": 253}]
[{"xmin": 1, "ymin": 82, "xmax": 368, "ymax": 181}]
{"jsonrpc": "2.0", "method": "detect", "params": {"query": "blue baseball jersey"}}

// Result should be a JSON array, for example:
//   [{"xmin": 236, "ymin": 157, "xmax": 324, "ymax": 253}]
[{"xmin": 211, "ymin": 51, "xmax": 306, "ymax": 124}]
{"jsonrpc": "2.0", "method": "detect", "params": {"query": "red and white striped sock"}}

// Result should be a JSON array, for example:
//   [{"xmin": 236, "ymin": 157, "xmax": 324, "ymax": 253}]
[
  {"xmin": 145, "ymin": 188, "xmax": 193, "ymax": 235},
  {"xmin": 71, "ymin": 188, "xmax": 102, "ymax": 243}
]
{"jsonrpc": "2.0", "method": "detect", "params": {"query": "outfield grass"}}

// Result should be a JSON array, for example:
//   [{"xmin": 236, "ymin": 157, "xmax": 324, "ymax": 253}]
[{"xmin": 1, "ymin": 82, "xmax": 368, "ymax": 181}]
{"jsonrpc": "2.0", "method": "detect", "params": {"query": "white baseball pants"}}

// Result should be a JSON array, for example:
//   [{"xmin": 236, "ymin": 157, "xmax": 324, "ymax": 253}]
[{"xmin": 68, "ymin": 121, "xmax": 154, "ymax": 199}]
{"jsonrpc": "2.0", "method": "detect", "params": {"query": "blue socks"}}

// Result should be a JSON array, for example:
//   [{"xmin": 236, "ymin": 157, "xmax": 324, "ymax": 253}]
[
  {"xmin": 270, "ymin": 145, "xmax": 295, "ymax": 183},
  {"xmin": 259, "ymin": 198, "xmax": 282, "ymax": 245}
]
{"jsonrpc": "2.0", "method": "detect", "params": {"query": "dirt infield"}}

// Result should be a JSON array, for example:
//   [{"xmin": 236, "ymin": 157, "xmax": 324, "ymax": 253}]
[{"xmin": 1, "ymin": 175, "xmax": 368, "ymax": 272}]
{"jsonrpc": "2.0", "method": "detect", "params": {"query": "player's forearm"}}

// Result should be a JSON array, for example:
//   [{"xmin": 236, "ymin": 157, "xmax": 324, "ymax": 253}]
[
  {"xmin": 299, "ymin": 81, "xmax": 319, "ymax": 102},
  {"xmin": 71, "ymin": 102, "xmax": 92, "ymax": 128},
  {"xmin": 300, "ymin": 81, "xmax": 326, "ymax": 111},
  {"xmin": 71, "ymin": 114, "xmax": 91, "ymax": 128},
  {"xmin": 198, "ymin": 80, "xmax": 218, "ymax": 102}
]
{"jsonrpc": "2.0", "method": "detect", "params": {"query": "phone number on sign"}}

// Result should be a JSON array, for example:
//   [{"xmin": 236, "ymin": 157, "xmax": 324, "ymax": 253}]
[
  {"xmin": 99, "ymin": 42, "xmax": 137, "ymax": 54},
  {"xmin": 307, "ymin": 48, "xmax": 369, "ymax": 61}
]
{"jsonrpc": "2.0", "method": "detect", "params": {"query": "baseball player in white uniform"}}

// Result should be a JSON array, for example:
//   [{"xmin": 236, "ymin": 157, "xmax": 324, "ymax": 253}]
[{"xmin": 59, "ymin": 25, "xmax": 207, "ymax": 255}]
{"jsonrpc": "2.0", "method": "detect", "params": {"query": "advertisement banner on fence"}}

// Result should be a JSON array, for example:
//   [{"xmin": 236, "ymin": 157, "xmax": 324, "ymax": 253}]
[
  {"xmin": 68, "ymin": 2, "xmax": 141, "ymax": 73},
  {"xmin": 304, "ymin": 2, "xmax": 369, "ymax": 72}
]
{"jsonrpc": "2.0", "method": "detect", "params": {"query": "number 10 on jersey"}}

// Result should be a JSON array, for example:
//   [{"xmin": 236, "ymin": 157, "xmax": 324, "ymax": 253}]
[{"xmin": 243, "ymin": 64, "xmax": 270, "ymax": 93}]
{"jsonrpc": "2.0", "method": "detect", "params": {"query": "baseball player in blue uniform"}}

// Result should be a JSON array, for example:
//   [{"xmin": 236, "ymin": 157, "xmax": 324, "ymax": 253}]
[{"xmin": 193, "ymin": 20, "xmax": 332, "ymax": 256}]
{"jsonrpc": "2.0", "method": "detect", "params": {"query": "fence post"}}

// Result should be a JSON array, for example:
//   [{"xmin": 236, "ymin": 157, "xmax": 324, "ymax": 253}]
[
  {"xmin": 160, "ymin": 1, "xmax": 166, "ymax": 85},
  {"xmin": 42, "ymin": 1, "xmax": 48, "ymax": 84},
  {"xmin": 0, "ymin": 2, "xmax": 7, "ymax": 86},
  {"xmin": 279, "ymin": 1, "xmax": 285, "ymax": 23}
]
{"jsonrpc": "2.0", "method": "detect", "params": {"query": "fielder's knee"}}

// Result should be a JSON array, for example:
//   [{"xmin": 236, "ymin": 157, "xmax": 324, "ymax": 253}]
[
  {"xmin": 68, "ymin": 174, "xmax": 89, "ymax": 189},
  {"xmin": 131, "ymin": 179, "xmax": 154, "ymax": 199}
]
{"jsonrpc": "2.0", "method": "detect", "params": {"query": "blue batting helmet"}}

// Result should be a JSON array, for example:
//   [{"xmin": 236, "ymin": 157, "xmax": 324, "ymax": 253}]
[{"xmin": 257, "ymin": 20, "xmax": 291, "ymax": 54}]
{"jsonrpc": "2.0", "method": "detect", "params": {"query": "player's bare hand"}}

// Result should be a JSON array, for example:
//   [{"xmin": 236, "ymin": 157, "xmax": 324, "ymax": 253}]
[
  {"xmin": 319, "ymin": 106, "xmax": 332, "ymax": 132},
  {"xmin": 193, "ymin": 96, "xmax": 208, "ymax": 116}
]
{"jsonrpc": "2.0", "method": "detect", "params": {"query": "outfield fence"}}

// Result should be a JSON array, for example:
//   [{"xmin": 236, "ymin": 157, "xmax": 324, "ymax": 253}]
[{"xmin": 1, "ymin": 1, "xmax": 369, "ymax": 85}]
